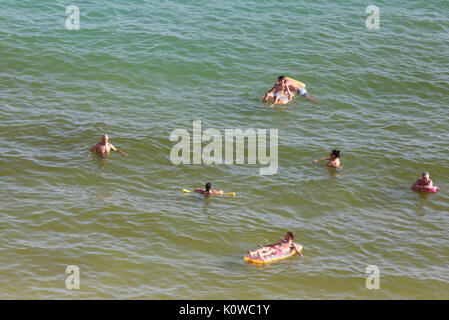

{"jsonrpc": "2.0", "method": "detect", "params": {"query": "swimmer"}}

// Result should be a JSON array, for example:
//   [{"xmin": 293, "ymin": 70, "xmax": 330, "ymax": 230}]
[
  {"xmin": 283, "ymin": 77, "xmax": 315, "ymax": 101},
  {"xmin": 194, "ymin": 182, "xmax": 224, "ymax": 195},
  {"xmin": 271, "ymin": 86, "xmax": 293, "ymax": 106},
  {"xmin": 88, "ymin": 134, "xmax": 128, "ymax": 157},
  {"xmin": 248, "ymin": 231, "xmax": 303, "ymax": 259},
  {"xmin": 313, "ymin": 149, "xmax": 342, "ymax": 169},
  {"xmin": 412, "ymin": 172, "xmax": 434, "ymax": 191},
  {"xmin": 263, "ymin": 76, "xmax": 293, "ymax": 106},
  {"xmin": 265, "ymin": 75, "xmax": 315, "ymax": 102},
  {"xmin": 263, "ymin": 76, "xmax": 289, "ymax": 102},
  {"xmin": 283, "ymin": 76, "xmax": 303, "ymax": 93}
]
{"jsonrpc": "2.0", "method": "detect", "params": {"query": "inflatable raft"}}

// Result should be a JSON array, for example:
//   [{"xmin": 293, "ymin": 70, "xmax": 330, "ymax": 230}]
[
  {"xmin": 285, "ymin": 77, "xmax": 306, "ymax": 89},
  {"xmin": 413, "ymin": 186, "xmax": 439, "ymax": 193},
  {"xmin": 425, "ymin": 186, "xmax": 439, "ymax": 193},
  {"xmin": 243, "ymin": 243, "xmax": 303, "ymax": 265}
]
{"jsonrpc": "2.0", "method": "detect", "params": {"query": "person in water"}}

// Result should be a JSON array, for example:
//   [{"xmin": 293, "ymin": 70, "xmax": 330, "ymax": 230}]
[
  {"xmin": 264, "ymin": 75, "xmax": 315, "ymax": 102},
  {"xmin": 263, "ymin": 76, "xmax": 284, "ymax": 100},
  {"xmin": 284, "ymin": 77, "xmax": 316, "ymax": 101},
  {"xmin": 272, "ymin": 85, "xmax": 292, "ymax": 106},
  {"xmin": 263, "ymin": 76, "xmax": 291, "ymax": 104},
  {"xmin": 248, "ymin": 231, "xmax": 303, "ymax": 259},
  {"xmin": 313, "ymin": 149, "xmax": 342, "ymax": 169},
  {"xmin": 412, "ymin": 172, "xmax": 434, "ymax": 191},
  {"xmin": 88, "ymin": 134, "xmax": 128, "ymax": 157},
  {"xmin": 194, "ymin": 182, "xmax": 223, "ymax": 195}
]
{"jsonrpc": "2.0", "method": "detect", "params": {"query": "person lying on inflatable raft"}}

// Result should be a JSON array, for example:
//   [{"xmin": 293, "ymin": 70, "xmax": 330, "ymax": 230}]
[
  {"xmin": 412, "ymin": 171, "xmax": 439, "ymax": 193},
  {"xmin": 263, "ymin": 76, "xmax": 313, "ymax": 105},
  {"xmin": 247, "ymin": 231, "xmax": 303, "ymax": 260}
]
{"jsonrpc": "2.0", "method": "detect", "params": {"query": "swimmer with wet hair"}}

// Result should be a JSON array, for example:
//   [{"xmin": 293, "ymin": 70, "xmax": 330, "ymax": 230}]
[
  {"xmin": 313, "ymin": 149, "xmax": 342, "ymax": 169},
  {"xmin": 194, "ymin": 182, "xmax": 224, "ymax": 195}
]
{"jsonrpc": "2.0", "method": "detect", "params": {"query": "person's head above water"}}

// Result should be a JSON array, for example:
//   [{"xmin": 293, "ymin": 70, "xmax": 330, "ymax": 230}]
[
  {"xmin": 101, "ymin": 134, "xmax": 109, "ymax": 143},
  {"xmin": 205, "ymin": 182, "xmax": 212, "ymax": 192},
  {"xmin": 285, "ymin": 231, "xmax": 295, "ymax": 241},
  {"xmin": 421, "ymin": 171, "xmax": 430, "ymax": 182},
  {"xmin": 278, "ymin": 75, "xmax": 285, "ymax": 82},
  {"xmin": 330, "ymin": 149, "xmax": 341, "ymax": 159}
]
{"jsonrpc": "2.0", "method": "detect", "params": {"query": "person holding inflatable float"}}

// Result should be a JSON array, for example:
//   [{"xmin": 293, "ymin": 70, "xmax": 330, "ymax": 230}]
[
  {"xmin": 263, "ymin": 75, "xmax": 314, "ymax": 106},
  {"xmin": 412, "ymin": 172, "xmax": 439, "ymax": 193},
  {"xmin": 313, "ymin": 149, "xmax": 342, "ymax": 169},
  {"xmin": 182, "ymin": 182, "xmax": 236, "ymax": 196},
  {"xmin": 194, "ymin": 182, "xmax": 223, "ymax": 195}
]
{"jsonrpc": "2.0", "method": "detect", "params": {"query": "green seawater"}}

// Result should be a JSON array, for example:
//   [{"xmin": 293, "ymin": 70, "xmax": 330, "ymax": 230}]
[{"xmin": 0, "ymin": 0, "xmax": 448, "ymax": 299}]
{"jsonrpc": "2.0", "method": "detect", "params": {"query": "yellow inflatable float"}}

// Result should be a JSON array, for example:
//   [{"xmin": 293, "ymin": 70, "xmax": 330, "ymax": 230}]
[{"xmin": 285, "ymin": 77, "xmax": 306, "ymax": 88}]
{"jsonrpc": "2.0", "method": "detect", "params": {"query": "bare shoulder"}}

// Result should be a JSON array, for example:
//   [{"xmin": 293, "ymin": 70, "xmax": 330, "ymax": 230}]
[{"xmin": 91, "ymin": 142, "xmax": 100, "ymax": 150}]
